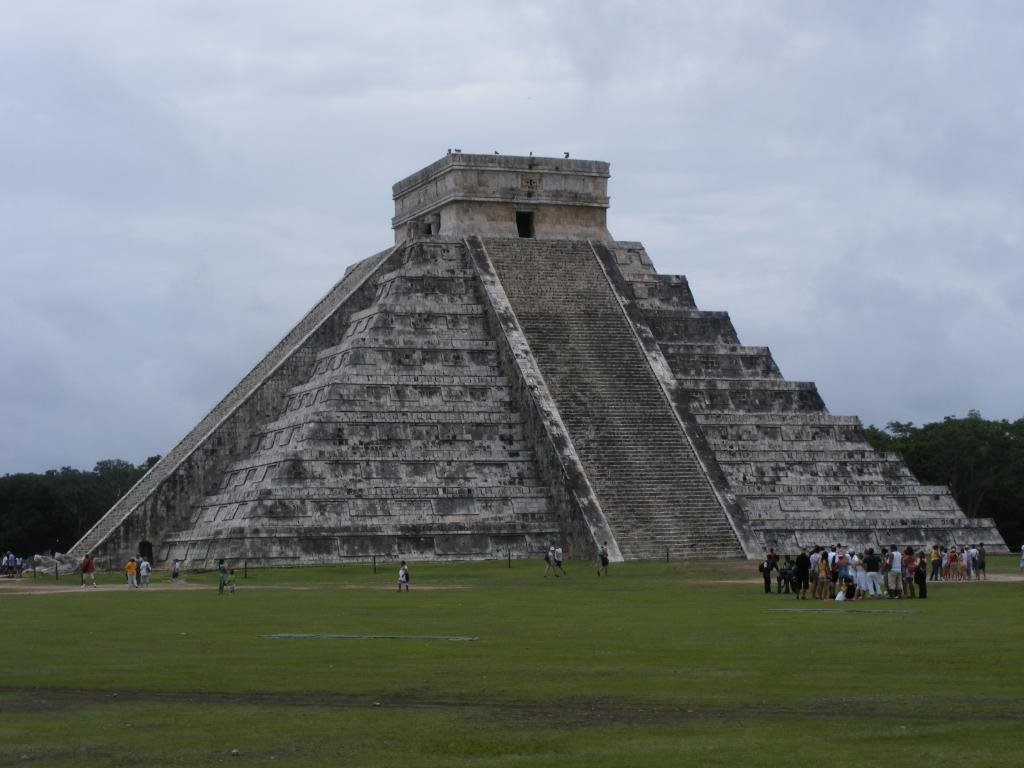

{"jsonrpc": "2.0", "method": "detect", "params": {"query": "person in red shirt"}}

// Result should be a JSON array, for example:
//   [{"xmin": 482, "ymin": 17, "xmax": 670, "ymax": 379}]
[{"xmin": 80, "ymin": 553, "xmax": 97, "ymax": 589}]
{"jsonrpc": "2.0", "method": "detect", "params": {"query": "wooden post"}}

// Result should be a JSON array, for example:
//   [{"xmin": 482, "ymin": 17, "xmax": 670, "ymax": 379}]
[
  {"xmin": 243, "ymin": 560, "xmax": 247, "ymax": 579},
  {"xmin": 372, "ymin": 555, "xmax": 376, "ymax": 574},
  {"xmin": 508, "ymin": 548, "xmax": 512, "ymax": 569}
]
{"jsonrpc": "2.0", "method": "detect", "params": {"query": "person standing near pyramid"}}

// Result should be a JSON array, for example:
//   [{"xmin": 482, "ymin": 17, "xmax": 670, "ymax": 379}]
[
  {"xmin": 217, "ymin": 559, "xmax": 229, "ymax": 595},
  {"xmin": 80, "ymin": 552, "xmax": 97, "ymax": 588}
]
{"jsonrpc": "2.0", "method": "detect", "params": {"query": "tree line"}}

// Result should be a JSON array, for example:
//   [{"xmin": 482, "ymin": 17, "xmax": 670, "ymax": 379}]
[
  {"xmin": 0, "ymin": 457, "xmax": 158, "ymax": 555},
  {"xmin": 864, "ymin": 411, "xmax": 1024, "ymax": 550}
]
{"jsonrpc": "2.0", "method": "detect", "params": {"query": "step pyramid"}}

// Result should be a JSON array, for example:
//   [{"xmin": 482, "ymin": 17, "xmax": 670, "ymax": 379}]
[{"xmin": 69, "ymin": 153, "xmax": 1005, "ymax": 567}]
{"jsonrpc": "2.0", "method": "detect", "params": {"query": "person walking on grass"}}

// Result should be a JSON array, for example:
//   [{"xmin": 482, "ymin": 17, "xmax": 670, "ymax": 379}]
[
  {"xmin": 139, "ymin": 557, "xmax": 152, "ymax": 587},
  {"xmin": 171, "ymin": 559, "xmax": 181, "ymax": 582},
  {"xmin": 125, "ymin": 558, "xmax": 138, "ymax": 589},
  {"xmin": 80, "ymin": 553, "xmax": 97, "ymax": 589},
  {"xmin": 976, "ymin": 543, "xmax": 987, "ymax": 580},
  {"xmin": 217, "ymin": 559, "xmax": 229, "ymax": 595},
  {"xmin": 397, "ymin": 561, "xmax": 410, "ymax": 592},
  {"xmin": 544, "ymin": 545, "xmax": 559, "ymax": 578},
  {"xmin": 597, "ymin": 542, "xmax": 610, "ymax": 577},
  {"xmin": 554, "ymin": 546, "xmax": 567, "ymax": 576}
]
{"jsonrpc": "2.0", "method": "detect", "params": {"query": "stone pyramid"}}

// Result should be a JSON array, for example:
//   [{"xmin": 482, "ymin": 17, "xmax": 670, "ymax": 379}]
[{"xmin": 69, "ymin": 153, "xmax": 1005, "ymax": 567}]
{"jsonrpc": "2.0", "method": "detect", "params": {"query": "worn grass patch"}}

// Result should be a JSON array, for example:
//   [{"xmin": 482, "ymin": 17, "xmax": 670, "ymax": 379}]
[{"xmin": 2, "ymin": 556, "xmax": 1022, "ymax": 766}]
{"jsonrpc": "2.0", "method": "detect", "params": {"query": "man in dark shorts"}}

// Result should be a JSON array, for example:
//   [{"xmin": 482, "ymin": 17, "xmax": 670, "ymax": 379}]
[
  {"xmin": 976, "ymin": 543, "xmax": 987, "ymax": 580},
  {"xmin": 759, "ymin": 554, "xmax": 773, "ymax": 594},
  {"xmin": 597, "ymin": 542, "xmax": 610, "ymax": 576},
  {"xmin": 793, "ymin": 547, "xmax": 811, "ymax": 600}
]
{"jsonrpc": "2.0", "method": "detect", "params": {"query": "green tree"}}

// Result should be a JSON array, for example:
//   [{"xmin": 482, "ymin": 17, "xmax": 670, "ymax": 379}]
[
  {"xmin": 866, "ymin": 413, "xmax": 1024, "ymax": 549},
  {"xmin": 0, "ymin": 456, "xmax": 159, "ymax": 555}
]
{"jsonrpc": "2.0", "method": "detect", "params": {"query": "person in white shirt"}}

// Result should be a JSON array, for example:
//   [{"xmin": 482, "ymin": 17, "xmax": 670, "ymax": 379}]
[
  {"xmin": 139, "ymin": 557, "xmax": 152, "ymax": 587},
  {"xmin": 888, "ymin": 546, "xmax": 902, "ymax": 598},
  {"xmin": 967, "ymin": 546, "xmax": 979, "ymax": 580},
  {"xmin": 553, "ymin": 547, "xmax": 566, "ymax": 576}
]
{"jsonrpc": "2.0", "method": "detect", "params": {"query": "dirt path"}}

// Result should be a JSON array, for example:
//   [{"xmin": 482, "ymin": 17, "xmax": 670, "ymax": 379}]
[
  {"xmin": 0, "ymin": 580, "xmax": 467, "ymax": 596},
  {"xmin": 2, "ymin": 684, "xmax": 1021, "ymax": 726}
]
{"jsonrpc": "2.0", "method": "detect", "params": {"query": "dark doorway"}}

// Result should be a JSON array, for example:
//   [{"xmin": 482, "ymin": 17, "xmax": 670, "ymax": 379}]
[
  {"xmin": 516, "ymin": 211, "xmax": 535, "ymax": 238},
  {"xmin": 138, "ymin": 540, "xmax": 154, "ymax": 562}
]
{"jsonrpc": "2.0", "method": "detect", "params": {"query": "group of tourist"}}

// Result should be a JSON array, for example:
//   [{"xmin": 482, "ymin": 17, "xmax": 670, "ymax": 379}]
[
  {"xmin": 760, "ymin": 542, "xmax": 993, "ymax": 601},
  {"xmin": 1, "ymin": 550, "xmax": 26, "ymax": 577},
  {"xmin": 123, "ymin": 555, "xmax": 153, "ymax": 588},
  {"xmin": 543, "ymin": 544, "xmax": 567, "ymax": 577}
]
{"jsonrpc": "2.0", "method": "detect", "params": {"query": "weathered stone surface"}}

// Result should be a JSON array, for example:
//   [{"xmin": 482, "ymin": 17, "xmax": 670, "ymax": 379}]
[
  {"xmin": 392, "ymin": 153, "xmax": 610, "ymax": 242},
  {"xmin": 69, "ymin": 154, "xmax": 1005, "ymax": 567},
  {"xmin": 604, "ymin": 240, "xmax": 1004, "ymax": 553},
  {"xmin": 159, "ymin": 240, "xmax": 560, "ymax": 567}
]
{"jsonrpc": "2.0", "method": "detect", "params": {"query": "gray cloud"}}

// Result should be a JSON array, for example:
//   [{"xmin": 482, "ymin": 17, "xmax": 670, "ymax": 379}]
[{"xmin": 2, "ymin": 1, "xmax": 1021, "ymax": 473}]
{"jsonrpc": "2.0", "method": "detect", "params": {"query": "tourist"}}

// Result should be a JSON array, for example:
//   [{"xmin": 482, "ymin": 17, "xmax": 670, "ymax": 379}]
[
  {"xmin": 929, "ymin": 545, "xmax": 941, "ymax": 581},
  {"xmin": 80, "ymin": 552, "xmax": 97, "ymax": 589},
  {"xmin": 777, "ymin": 555, "xmax": 794, "ymax": 594},
  {"xmin": 815, "ymin": 549, "xmax": 830, "ymax": 601},
  {"xmin": 863, "ymin": 547, "xmax": 883, "ymax": 598},
  {"xmin": 139, "ymin": 557, "xmax": 152, "ymax": 587},
  {"xmin": 887, "ymin": 546, "xmax": 903, "ymax": 599},
  {"xmin": 597, "ymin": 541, "xmax": 609, "ymax": 577},
  {"xmin": 227, "ymin": 569, "xmax": 237, "ymax": 594},
  {"xmin": 976, "ymin": 543, "xmax": 987, "ymax": 580},
  {"xmin": 171, "ymin": 559, "xmax": 181, "ymax": 582},
  {"xmin": 915, "ymin": 551, "xmax": 928, "ymax": 599},
  {"xmin": 902, "ymin": 547, "xmax": 917, "ymax": 598},
  {"xmin": 850, "ymin": 552, "xmax": 868, "ymax": 599},
  {"xmin": 958, "ymin": 548, "xmax": 970, "ymax": 581},
  {"xmin": 808, "ymin": 547, "xmax": 822, "ymax": 597},
  {"xmin": 827, "ymin": 546, "xmax": 839, "ymax": 598},
  {"xmin": 553, "ymin": 546, "xmax": 567, "ymax": 576},
  {"xmin": 217, "ymin": 559, "xmax": 228, "ymax": 595},
  {"xmin": 792, "ymin": 548, "xmax": 810, "ymax": 600},
  {"xmin": 543, "ymin": 545, "xmax": 559, "ymax": 578},
  {"xmin": 1020, "ymin": 543, "xmax": 1024, "ymax": 575},
  {"xmin": 125, "ymin": 557, "xmax": 138, "ymax": 588},
  {"xmin": 397, "ymin": 560, "xmax": 410, "ymax": 592},
  {"xmin": 758, "ymin": 554, "xmax": 773, "ymax": 594}
]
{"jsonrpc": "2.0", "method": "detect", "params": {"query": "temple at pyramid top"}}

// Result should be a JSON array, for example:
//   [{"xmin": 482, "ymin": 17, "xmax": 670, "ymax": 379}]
[{"xmin": 391, "ymin": 153, "xmax": 611, "ymax": 242}]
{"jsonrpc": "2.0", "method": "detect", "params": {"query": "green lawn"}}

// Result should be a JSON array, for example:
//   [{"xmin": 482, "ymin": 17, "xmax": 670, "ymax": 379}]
[{"xmin": 2, "ymin": 556, "xmax": 1022, "ymax": 766}]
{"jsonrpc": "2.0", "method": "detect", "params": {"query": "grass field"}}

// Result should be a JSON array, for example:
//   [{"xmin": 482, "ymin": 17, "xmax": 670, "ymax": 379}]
[{"xmin": 2, "ymin": 555, "xmax": 1022, "ymax": 767}]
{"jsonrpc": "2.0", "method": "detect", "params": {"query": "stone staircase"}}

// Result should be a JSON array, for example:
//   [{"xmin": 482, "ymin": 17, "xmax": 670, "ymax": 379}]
[{"xmin": 483, "ymin": 238, "xmax": 742, "ymax": 559}]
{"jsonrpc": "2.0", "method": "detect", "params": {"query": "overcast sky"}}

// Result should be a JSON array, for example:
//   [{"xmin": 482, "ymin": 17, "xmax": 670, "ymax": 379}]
[{"xmin": 2, "ymin": 1, "xmax": 1022, "ymax": 474}]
